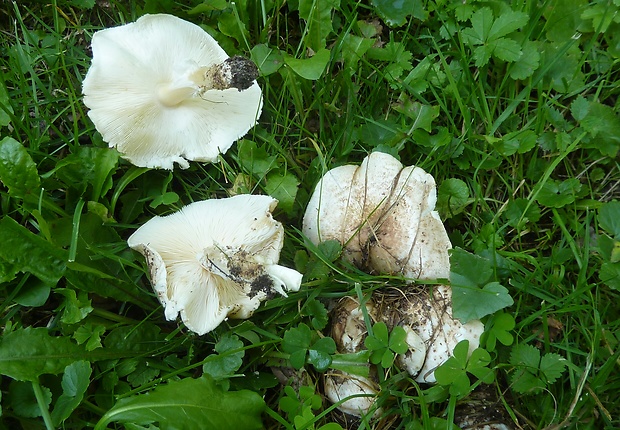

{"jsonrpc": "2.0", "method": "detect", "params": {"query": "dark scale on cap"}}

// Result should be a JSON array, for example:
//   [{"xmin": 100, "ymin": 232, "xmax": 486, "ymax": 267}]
[
  {"xmin": 248, "ymin": 274, "xmax": 276, "ymax": 299},
  {"xmin": 225, "ymin": 56, "xmax": 259, "ymax": 91}
]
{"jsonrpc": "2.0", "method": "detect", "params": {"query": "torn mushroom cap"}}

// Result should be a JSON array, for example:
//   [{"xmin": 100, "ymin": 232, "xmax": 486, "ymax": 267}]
[
  {"xmin": 127, "ymin": 194, "xmax": 302, "ymax": 335},
  {"xmin": 330, "ymin": 291, "xmax": 483, "ymax": 384},
  {"xmin": 82, "ymin": 14, "xmax": 262, "ymax": 170},
  {"xmin": 302, "ymin": 151, "xmax": 451, "ymax": 281}
]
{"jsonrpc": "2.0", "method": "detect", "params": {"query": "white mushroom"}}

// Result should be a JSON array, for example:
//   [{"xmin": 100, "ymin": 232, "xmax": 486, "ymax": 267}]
[
  {"xmin": 329, "ymin": 291, "xmax": 483, "ymax": 384},
  {"xmin": 324, "ymin": 371, "xmax": 381, "ymax": 418},
  {"xmin": 127, "ymin": 194, "xmax": 302, "ymax": 335},
  {"xmin": 303, "ymin": 151, "xmax": 451, "ymax": 280},
  {"xmin": 82, "ymin": 14, "xmax": 262, "ymax": 170}
]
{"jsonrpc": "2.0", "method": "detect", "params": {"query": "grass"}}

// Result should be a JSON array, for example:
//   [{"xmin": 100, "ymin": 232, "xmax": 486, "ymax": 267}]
[{"xmin": 1, "ymin": 0, "xmax": 620, "ymax": 429}]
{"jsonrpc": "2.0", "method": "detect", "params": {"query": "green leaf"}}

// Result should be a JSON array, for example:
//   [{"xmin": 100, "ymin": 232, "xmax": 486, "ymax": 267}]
[
  {"xmin": 265, "ymin": 170, "xmax": 300, "ymax": 214},
  {"xmin": 579, "ymin": 101, "xmax": 620, "ymax": 157},
  {"xmin": 510, "ymin": 40, "xmax": 540, "ymax": 79},
  {"xmin": 54, "ymin": 146, "xmax": 119, "ymax": 201},
  {"xmin": 0, "ymin": 327, "xmax": 86, "ymax": 381},
  {"xmin": 203, "ymin": 334, "xmax": 245, "ymax": 380},
  {"xmin": 537, "ymin": 178, "xmax": 582, "ymax": 208},
  {"xmin": 482, "ymin": 312, "xmax": 515, "ymax": 351},
  {"xmin": 570, "ymin": 96, "xmax": 590, "ymax": 121},
  {"xmin": 600, "ymin": 262, "xmax": 620, "ymax": 291},
  {"xmin": 251, "ymin": 44, "xmax": 284, "ymax": 76},
  {"xmin": 51, "ymin": 361, "xmax": 92, "ymax": 426},
  {"xmin": 56, "ymin": 288, "xmax": 93, "ymax": 324},
  {"xmin": 0, "ymin": 137, "xmax": 41, "ymax": 198},
  {"xmin": 510, "ymin": 343, "xmax": 540, "ymax": 370},
  {"xmin": 393, "ymin": 98, "xmax": 439, "ymax": 132},
  {"xmin": 599, "ymin": 201, "xmax": 620, "ymax": 238},
  {"xmin": 0, "ymin": 217, "xmax": 67, "ymax": 284},
  {"xmin": 492, "ymin": 38, "xmax": 522, "ymax": 62},
  {"xmin": 13, "ymin": 279, "xmax": 51, "ymax": 307},
  {"xmin": 510, "ymin": 343, "xmax": 566, "ymax": 394},
  {"xmin": 73, "ymin": 324, "xmax": 106, "ymax": 351},
  {"xmin": 299, "ymin": 0, "xmax": 340, "ymax": 51},
  {"xmin": 487, "ymin": 10, "xmax": 529, "ymax": 40},
  {"xmin": 237, "ymin": 139, "xmax": 277, "ymax": 177},
  {"xmin": 452, "ymin": 281, "xmax": 513, "ymax": 323},
  {"xmin": 450, "ymin": 247, "xmax": 493, "ymax": 289},
  {"xmin": 504, "ymin": 198, "xmax": 541, "ymax": 229},
  {"xmin": 371, "ymin": 0, "xmax": 427, "ymax": 27},
  {"xmin": 0, "ymin": 77, "xmax": 14, "ymax": 127},
  {"xmin": 340, "ymin": 34, "xmax": 375, "ymax": 69},
  {"xmin": 95, "ymin": 375, "xmax": 265, "ymax": 430},
  {"xmin": 388, "ymin": 326, "xmax": 408, "ymax": 355},
  {"xmin": 302, "ymin": 299, "xmax": 329, "ymax": 330},
  {"xmin": 284, "ymin": 49, "xmax": 331, "ymax": 80},
  {"xmin": 9, "ymin": 381, "xmax": 51, "ymax": 418},
  {"xmin": 437, "ymin": 178, "xmax": 470, "ymax": 218},
  {"xmin": 462, "ymin": 7, "xmax": 494, "ymax": 44},
  {"xmin": 539, "ymin": 353, "xmax": 567, "ymax": 384}
]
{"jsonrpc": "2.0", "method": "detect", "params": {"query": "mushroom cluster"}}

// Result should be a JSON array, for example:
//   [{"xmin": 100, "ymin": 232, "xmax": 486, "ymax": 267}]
[
  {"xmin": 128, "ymin": 195, "xmax": 302, "ymax": 335},
  {"xmin": 83, "ymin": 13, "xmax": 262, "ymax": 170},
  {"xmin": 303, "ymin": 152, "xmax": 483, "ymax": 416}
]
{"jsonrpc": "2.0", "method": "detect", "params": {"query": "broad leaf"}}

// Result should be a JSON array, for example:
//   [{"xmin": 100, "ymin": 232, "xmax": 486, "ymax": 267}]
[
  {"xmin": 371, "ymin": 0, "xmax": 427, "ymax": 27},
  {"xmin": 51, "ymin": 361, "xmax": 92, "ymax": 426},
  {"xmin": 284, "ymin": 49, "xmax": 331, "ymax": 80},
  {"xmin": 203, "ymin": 334, "xmax": 245, "ymax": 380},
  {"xmin": 299, "ymin": 0, "xmax": 340, "ymax": 51},
  {"xmin": 0, "ymin": 217, "xmax": 67, "ymax": 284},
  {"xmin": 599, "ymin": 201, "xmax": 620, "ymax": 238},
  {"xmin": 0, "ymin": 137, "xmax": 40, "ymax": 199},
  {"xmin": 0, "ymin": 327, "xmax": 86, "ymax": 381},
  {"xmin": 437, "ymin": 178, "xmax": 469, "ymax": 218},
  {"xmin": 452, "ymin": 281, "xmax": 513, "ymax": 323},
  {"xmin": 450, "ymin": 248, "xmax": 513, "ymax": 323},
  {"xmin": 95, "ymin": 375, "xmax": 265, "ymax": 430}
]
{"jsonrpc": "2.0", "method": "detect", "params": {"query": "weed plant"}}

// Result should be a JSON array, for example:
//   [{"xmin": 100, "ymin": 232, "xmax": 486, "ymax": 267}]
[{"xmin": 1, "ymin": 0, "xmax": 619, "ymax": 429}]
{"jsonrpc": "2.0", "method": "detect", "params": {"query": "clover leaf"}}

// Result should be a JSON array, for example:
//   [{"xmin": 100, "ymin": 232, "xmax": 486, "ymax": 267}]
[
  {"xmin": 364, "ymin": 322, "xmax": 408, "ymax": 368},
  {"xmin": 434, "ymin": 340, "xmax": 494, "ymax": 397},
  {"xmin": 282, "ymin": 323, "xmax": 336, "ymax": 372}
]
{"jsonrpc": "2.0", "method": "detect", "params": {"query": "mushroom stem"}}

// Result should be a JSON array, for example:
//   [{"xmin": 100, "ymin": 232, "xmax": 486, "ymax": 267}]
[
  {"xmin": 157, "ymin": 56, "xmax": 258, "ymax": 107},
  {"xmin": 157, "ymin": 81, "xmax": 198, "ymax": 107}
]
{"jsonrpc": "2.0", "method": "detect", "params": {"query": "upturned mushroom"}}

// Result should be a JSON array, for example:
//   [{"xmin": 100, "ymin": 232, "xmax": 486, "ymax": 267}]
[
  {"xmin": 82, "ymin": 14, "xmax": 262, "ymax": 170},
  {"xmin": 127, "ymin": 194, "xmax": 302, "ymax": 335},
  {"xmin": 303, "ymin": 151, "xmax": 451, "ymax": 281}
]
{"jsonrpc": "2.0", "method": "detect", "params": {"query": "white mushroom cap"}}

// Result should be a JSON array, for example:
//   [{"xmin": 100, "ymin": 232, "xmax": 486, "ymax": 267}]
[
  {"xmin": 324, "ymin": 371, "xmax": 381, "ymax": 418},
  {"xmin": 402, "ymin": 285, "xmax": 484, "ymax": 383},
  {"xmin": 82, "ymin": 14, "xmax": 263, "ymax": 170},
  {"xmin": 127, "ymin": 194, "xmax": 301, "ymax": 335},
  {"xmin": 303, "ymin": 152, "xmax": 451, "ymax": 280},
  {"xmin": 396, "ymin": 326, "xmax": 427, "ymax": 377}
]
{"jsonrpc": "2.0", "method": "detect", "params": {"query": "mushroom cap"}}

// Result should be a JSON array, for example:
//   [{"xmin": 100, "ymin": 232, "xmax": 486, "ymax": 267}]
[
  {"xmin": 303, "ymin": 151, "xmax": 451, "ymax": 280},
  {"xmin": 330, "ymin": 289, "xmax": 483, "ymax": 384},
  {"xmin": 127, "ymin": 194, "xmax": 301, "ymax": 335},
  {"xmin": 324, "ymin": 370, "xmax": 381, "ymax": 418},
  {"xmin": 399, "ymin": 285, "xmax": 484, "ymax": 383},
  {"xmin": 82, "ymin": 14, "xmax": 263, "ymax": 170}
]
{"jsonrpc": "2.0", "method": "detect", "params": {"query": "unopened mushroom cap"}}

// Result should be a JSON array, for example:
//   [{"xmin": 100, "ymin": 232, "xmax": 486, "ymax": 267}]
[
  {"xmin": 324, "ymin": 370, "xmax": 381, "ymax": 418},
  {"xmin": 303, "ymin": 152, "xmax": 451, "ymax": 281},
  {"xmin": 127, "ymin": 194, "xmax": 301, "ymax": 335},
  {"xmin": 83, "ymin": 14, "xmax": 262, "ymax": 169}
]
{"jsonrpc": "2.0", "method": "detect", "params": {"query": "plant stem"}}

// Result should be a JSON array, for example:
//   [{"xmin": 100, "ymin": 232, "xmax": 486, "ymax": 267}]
[{"xmin": 32, "ymin": 381, "xmax": 54, "ymax": 430}]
